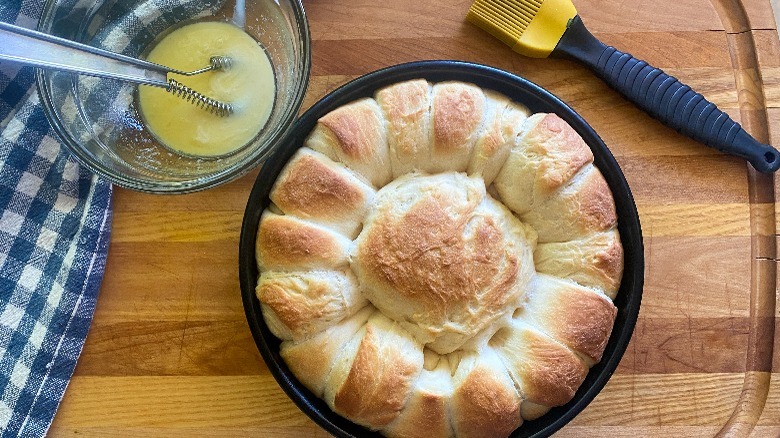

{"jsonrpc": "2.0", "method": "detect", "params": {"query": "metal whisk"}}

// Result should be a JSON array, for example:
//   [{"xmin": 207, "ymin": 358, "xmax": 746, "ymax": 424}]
[
  {"xmin": 166, "ymin": 56, "xmax": 233, "ymax": 117},
  {"xmin": 0, "ymin": 22, "xmax": 234, "ymax": 117}
]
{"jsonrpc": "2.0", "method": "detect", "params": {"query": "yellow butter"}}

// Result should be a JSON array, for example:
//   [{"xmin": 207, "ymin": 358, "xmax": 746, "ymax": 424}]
[{"xmin": 138, "ymin": 21, "xmax": 275, "ymax": 157}]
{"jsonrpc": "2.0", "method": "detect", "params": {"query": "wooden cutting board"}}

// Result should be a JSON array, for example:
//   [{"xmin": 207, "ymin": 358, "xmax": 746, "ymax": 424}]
[{"xmin": 47, "ymin": 0, "xmax": 779, "ymax": 436}]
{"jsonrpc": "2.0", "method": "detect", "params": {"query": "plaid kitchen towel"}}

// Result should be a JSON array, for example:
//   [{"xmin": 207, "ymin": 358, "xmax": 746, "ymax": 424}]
[
  {"xmin": 0, "ymin": 0, "xmax": 227, "ymax": 435},
  {"xmin": 0, "ymin": 2, "xmax": 113, "ymax": 436}
]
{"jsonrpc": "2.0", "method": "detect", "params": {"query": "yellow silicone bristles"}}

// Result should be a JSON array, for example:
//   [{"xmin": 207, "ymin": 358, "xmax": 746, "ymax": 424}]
[{"xmin": 467, "ymin": 0, "xmax": 578, "ymax": 58}]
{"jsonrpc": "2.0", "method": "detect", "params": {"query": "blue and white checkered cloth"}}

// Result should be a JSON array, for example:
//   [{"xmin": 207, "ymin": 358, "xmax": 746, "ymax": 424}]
[{"xmin": 0, "ymin": 2, "xmax": 113, "ymax": 437}]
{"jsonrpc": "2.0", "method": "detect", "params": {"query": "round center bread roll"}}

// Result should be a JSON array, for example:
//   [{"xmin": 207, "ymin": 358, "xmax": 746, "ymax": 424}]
[
  {"xmin": 254, "ymin": 79, "xmax": 625, "ymax": 438},
  {"xmin": 352, "ymin": 172, "xmax": 536, "ymax": 354}
]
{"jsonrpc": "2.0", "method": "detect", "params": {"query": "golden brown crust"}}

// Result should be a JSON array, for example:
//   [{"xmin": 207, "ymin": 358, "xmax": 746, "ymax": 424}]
[
  {"xmin": 433, "ymin": 82, "xmax": 484, "ymax": 152},
  {"xmin": 270, "ymin": 148, "xmax": 375, "ymax": 237},
  {"xmin": 280, "ymin": 306, "xmax": 373, "ymax": 397},
  {"xmin": 530, "ymin": 114, "xmax": 593, "ymax": 190},
  {"xmin": 382, "ymin": 364, "xmax": 454, "ymax": 438},
  {"xmin": 576, "ymin": 167, "xmax": 618, "ymax": 234},
  {"xmin": 256, "ymin": 212, "xmax": 351, "ymax": 272},
  {"xmin": 495, "ymin": 322, "xmax": 588, "ymax": 407},
  {"xmin": 494, "ymin": 113, "xmax": 594, "ymax": 215},
  {"xmin": 388, "ymin": 392, "xmax": 449, "ymax": 438},
  {"xmin": 535, "ymin": 229, "xmax": 624, "ymax": 298},
  {"xmin": 520, "ymin": 331, "xmax": 587, "ymax": 406},
  {"xmin": 376, "ymin": 79, "xmax": 432, "ymax": 176},
  {"xmin": 451, "ymin": 351, "xmax": 522, "ymax": 438},
  {"xmin": 468, "ymin": 92, "xmax": 527, "ymax": 185},
  {"xmin": 361, "ymin": 190, "xmax": 504, "ymax": 304},
  {"xmin": 319, "ymin": 99, "xmax": 384, "ymax": 160},
  {"xmin": 431, "ymin": 82, "xmax": 485, "ymax": 172},
  {"xmin": 352, "ymin": 173, "xmax": 534, "ymax": 354},
  {"xmin": 332, "ymin": 315, "xmax": 424, "ymax": 429},
  {"xmin": 521, "ymin": 275, "xmax": 618, "ymax": 363},
  {"xmin": 306, "ymin": 98, "xmax": 392, "ymax": 187},
  {"xmin": 256, "ymin": 270, "xmax": 367, "ymax": 341}
]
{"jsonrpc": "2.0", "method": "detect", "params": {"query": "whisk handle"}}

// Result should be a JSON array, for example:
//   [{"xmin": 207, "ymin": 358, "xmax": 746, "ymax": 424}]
[
  {"xmin": 553, "ymin": 16, "xmax": 780, "ymax": 173},
  {"xmin": 0, "ymin": 21, "xmax": 170, "ymax": 87}
]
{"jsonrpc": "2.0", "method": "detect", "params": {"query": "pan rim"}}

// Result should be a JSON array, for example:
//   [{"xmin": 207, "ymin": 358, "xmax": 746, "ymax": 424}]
[{"xmin": 238, "ymin": 60, "xmax": 644, "ymax": 438}]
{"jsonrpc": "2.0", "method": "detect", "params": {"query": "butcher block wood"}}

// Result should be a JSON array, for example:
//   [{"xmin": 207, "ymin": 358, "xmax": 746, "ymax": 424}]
[{"xmin": 47, "ymin": 0, "xmax": 779, "ymax": 436}]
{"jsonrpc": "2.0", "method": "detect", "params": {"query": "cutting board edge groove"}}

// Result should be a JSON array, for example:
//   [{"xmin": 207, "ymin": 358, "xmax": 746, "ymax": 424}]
[{"xmin": 708, "ymin": 0, "xmax": 777, "ymax": 436}]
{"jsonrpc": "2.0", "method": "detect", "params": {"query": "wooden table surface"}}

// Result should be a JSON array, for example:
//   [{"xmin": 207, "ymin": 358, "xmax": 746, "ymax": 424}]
[{"xmin": 48, "ymin": 0, "xmax": 780, "ymax": 436}]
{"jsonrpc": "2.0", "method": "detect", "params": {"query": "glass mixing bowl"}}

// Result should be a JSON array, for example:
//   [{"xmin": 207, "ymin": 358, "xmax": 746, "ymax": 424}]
[{"xmin": 36, "ymin": 0, "xmax": 311, "ymax": 193}]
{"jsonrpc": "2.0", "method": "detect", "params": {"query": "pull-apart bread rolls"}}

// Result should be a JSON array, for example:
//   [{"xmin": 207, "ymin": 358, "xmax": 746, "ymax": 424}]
[
  {"xmin": 491, "ymin": 321, "xmax": 588, "ymax": 419},
  {"xmin": 520, "ymin": 164, "xmax": 617, "ymax": 243},
  {"xmin": 450, "ymin": 348, "xmax": 523, "ymax": 438},
  {"xmin": 519, "ymin": 275, "xmax": 617, "ymax": 366},
  {"xmin": 255, "ymin": 79, "xmax": 624, "ymax": 437}
]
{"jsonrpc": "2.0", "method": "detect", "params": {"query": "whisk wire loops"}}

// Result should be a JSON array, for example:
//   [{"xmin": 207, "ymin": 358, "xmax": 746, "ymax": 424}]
[
  {"xmin": 209, "ymin": 56, "xmax": 233, "ymax": 71},
  {"xmin": 166, "ymin": 78, "xmax": 233, "ymax": 117}
]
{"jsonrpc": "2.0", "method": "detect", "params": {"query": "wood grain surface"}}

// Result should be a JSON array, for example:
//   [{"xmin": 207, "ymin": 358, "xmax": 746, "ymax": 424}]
[{"xmin": 47, "ymin": 0, "xmax": 780, "ymax": 436}]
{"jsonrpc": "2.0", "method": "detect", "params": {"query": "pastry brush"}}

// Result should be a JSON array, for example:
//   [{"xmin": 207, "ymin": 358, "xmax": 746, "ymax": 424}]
[{"xmin": 467, "ymin": 0, "xmax": 780, "ymax": 173}]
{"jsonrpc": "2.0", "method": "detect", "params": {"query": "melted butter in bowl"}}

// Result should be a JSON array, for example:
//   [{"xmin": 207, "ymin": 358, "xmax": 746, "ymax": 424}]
[{"xmin": 138, "ymin": 21, "xmax": 276, "ymax": 158}]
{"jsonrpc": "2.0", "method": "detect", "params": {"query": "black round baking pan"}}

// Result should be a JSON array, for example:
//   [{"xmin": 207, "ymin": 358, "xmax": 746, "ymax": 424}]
[{"xmin": 239, "ymin": 60, "xmax": 644, "ymax": 438}]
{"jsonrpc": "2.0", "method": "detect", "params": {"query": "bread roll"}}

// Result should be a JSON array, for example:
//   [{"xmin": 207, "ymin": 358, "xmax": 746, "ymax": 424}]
[
  {"xmin": 257, "ymin": 270, "xmax": 368, "ymax": 341},
  {"xmin": 305, "ymin": 98, "xmax": 392, "ymax": 187},
  {"xmin": 382, "ymin": 351, "xmax": 455, "ymax": 438},
  {"xmin": 518, "ymin": 275, "xmax": 617, "ymax": 365},
  {"xmin": 269, "ymin": 148, "xmax": 376, "ymax": 238},
  {"xmin": 256, "ymin": 212, "xmax": 352, "ymax": 272},
  {"xmin": 520, "ymin": 164, "xmax": 617, "ymax": 243},
  {"xmin": 494, "ymin": 113, "xmax": 593, "ymax": 214},
  {"xmin": 491, "ymin": 321, "xmax": 588, "ymax": 415},
  {"xmin": 352, "ymin": 172, "xmax": 535, "ymax": 355},
  {"xmin": 255, "ymin": 79, "xmax": 625, "ymax": 437},
  {"xmin": 535, "ymin": 229, "xmax": 623, "ymax": 298},
  {"xmin": 519, "ymin": 402, "xmax": 550, "ymax": 421},
  {"xmin": 376, "ymin": 79, "xmax": 433, "ymax": 177},
  {"xmin": 468, "ymin": 96, "xmax": 529, "ymax": 185},
  {"xmin": 324, "ymin": 311, "xmax": 424, "ymax": 430},
  {"xmin": 280, "ymin": 306, "xmax": 374, "ymax": 397},
  {"xmin": 450, "ymin": 348, "xmax": 523, "ymax": 438},
  {"xmin": 429, "ymin": 82, "xmax": 486, "ymax": 173}
]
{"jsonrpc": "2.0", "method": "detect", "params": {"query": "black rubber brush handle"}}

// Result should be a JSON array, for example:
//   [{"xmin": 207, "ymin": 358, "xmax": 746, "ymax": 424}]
[{"xmin": 552, "ymin": 16, "xmax": 780, "ymax": 173}]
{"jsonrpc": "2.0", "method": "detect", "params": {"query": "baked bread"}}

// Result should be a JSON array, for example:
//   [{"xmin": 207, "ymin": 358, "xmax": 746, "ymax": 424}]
[
  {"xmin": 351, "ymin": 172, "xmax": 536, "ymax": 355},
  {"xmin": 255, "ymin": 79, "xmax": 623, "ymax": 437}
]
